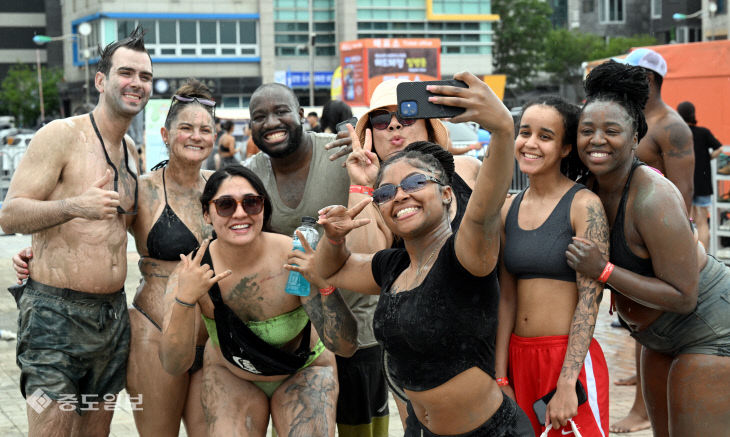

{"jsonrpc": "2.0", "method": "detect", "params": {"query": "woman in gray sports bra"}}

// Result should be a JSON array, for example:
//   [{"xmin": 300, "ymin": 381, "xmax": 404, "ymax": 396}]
[
  {"xmin": 567, "ymin": 61, "xmax": 730, "ymax": 436},
  {"xmin": 496, "ymin": 97, "xmax": 610, "ymax": 437}
]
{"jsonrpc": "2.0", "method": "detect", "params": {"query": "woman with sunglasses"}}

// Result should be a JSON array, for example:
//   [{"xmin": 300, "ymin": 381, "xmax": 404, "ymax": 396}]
[
  {"xmin": 315, "ymin": 72, "xmax": 534, "ymax": 436},
  {"xmin": 495, "ymin": 97, "xmax": 609, "ymax": 436},
  {"xmin": 159, "ymin": 164, "xmax": 357, "ymax": 436},
  {"xmin": 13, "ymin": 79, "xmax": 219, "ymax": 437},
  {"xmin": 567, "ymin": 61, "xmax": 730, "ymax": 437}
]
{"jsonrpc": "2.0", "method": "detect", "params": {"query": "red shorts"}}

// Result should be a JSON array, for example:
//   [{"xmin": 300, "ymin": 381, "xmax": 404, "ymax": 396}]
[{"xmin": 509, "ymin": 334, "xmax": 609, "ymax": 437}]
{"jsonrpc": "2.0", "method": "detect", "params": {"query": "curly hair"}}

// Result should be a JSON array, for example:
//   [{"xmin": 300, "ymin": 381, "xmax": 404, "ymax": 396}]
[
  {"xmin": 583, "ymin": 60, "xmax": 649, "ymax": 141},
  {"xmin": 375, "ymin": 148, "xmax": 450, "ymax": 188},
  {"xmin": 403, "ymin": 141, "xmax": 455, "ymax": 185},
  {"xmin": 520, "ymin": 96, "xmax": 589, "ymax": 181}
]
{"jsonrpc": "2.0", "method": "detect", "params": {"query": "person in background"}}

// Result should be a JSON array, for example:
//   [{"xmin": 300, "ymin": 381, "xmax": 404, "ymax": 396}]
[
  {"xmin": 677, "ymin": 100, "xmax": 724, "ymax": 251},
  {"xmin": 204, "ymin": 117, "xmax": 223, "ymax": 170},
  {"xmin": 320, "ymin": 100, "xmax": 353, "ymax": 134},
  {"xmin": 496, "ymin": 97, "xmax": 609, "ymax": 436},
  {"xmin": 307, "ymin": 111, "xmax": 323, "ymax": 133},
  {"xmin": 218, "ymin": 120, "xmax": 240, "ymax": 168},
  {"xmin": 569, "ymin": 60, "xmax": 730, "ymax": 437}
]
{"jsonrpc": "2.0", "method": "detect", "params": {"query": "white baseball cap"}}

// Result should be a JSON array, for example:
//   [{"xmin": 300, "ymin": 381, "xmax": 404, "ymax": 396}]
[{"xmin": 613, "ymin": 48, "xmax": 667, "ymax": 77}]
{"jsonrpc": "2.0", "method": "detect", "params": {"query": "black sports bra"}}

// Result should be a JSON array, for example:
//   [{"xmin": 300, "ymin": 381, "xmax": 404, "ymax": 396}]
[
  {"xmin": 146, "ymin": 166, "xmax": 200, "ymax": 261},
  {"xmin": 503, "ymin": 184, "xmax": 585, "ymax": 282}
]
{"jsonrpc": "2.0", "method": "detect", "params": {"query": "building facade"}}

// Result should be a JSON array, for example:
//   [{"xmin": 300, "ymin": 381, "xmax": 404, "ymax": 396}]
[{"xmin": 47, "ymin": 0, "xmax": 496, "ymax": 110}]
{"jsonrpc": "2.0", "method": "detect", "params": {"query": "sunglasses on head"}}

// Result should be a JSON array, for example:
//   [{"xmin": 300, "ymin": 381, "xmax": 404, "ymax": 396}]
[
  {"xmin": 373, "ymin": 173, "xmax": 444, "ymax": 205},
  {"xmin": 209, "ymin": 195, "xmax": 265, "ymax": 217},
  {"xmin": 369, "ymin": 109, "xmax": 417, "ymax": 130},
  {"xmin": 172, "ymin": 94, "xmax": 216, "ymax": 108}
]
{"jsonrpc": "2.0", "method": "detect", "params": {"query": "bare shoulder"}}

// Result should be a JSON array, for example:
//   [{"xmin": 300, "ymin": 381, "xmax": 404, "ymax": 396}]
[
  {"xmin": 571, "ymin": 188, "xmax": 607, "ymax": 228},
  {"xmin": 500, "ymin": 192, "xmax": 516, "ymax": 222},
  {"xmin": 453, "ymin": 155, "xmax": 481, "ymax": 187},
  {"xmin": 653, "ymin": 108, "xmax": 692, "ymax": 151},
  {"xmin": 632, "ymin": 166, "xmax": 685, "ymax": 215},
  {"xmin": 29, "ymin": 116, "xmax": 85, "ymax": 154}
]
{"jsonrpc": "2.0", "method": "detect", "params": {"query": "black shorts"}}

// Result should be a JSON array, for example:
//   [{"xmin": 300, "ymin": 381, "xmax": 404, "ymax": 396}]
[
  {"xmin": 336, "ymin": 344, "xmax": 389, "ymax": 437},
  {"xmin": 16, "ymin": 279, "xmax": 130, "ymax": 414},
  {"xmin": 405, "ymin": 393, "xmax": 534, "ymax": 437}
]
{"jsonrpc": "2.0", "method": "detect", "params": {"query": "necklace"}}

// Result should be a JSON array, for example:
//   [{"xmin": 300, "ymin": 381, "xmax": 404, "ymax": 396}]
[{"xmin": 408, "ymin": 234, "xmax": 449, "ymax": 285}]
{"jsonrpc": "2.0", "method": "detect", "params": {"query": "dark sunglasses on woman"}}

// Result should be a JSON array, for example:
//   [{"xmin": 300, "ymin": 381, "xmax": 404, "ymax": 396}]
[
  {"xmin": 373, "ymin": 173, "xmax": 444, "ymax": 205},
  {"xmin": 369, "ymin": 109, "xmax": 417, "ymax": 130},
  {"xmin": 209, "ymin": 195, "xmax": 265, "ymax": 217}
]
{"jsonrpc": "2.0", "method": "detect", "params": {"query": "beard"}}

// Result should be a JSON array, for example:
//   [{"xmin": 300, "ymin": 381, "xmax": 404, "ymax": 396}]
[{"xmin": 254, "ymin": 125, "xmax": 304, "ymax": 159}]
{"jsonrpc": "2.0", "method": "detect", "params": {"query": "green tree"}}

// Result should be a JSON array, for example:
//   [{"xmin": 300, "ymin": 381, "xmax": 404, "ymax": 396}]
[
  {"xmin": 544, "ymin": 30, "xmax": 657, "ymax": 87},
  {"xmin": 492, "ymin": 0, "xmax": 553, "ymax": 89},
  {"xmin": 0, "ymin": 63, "xmax": 63, "ymax": 127}
]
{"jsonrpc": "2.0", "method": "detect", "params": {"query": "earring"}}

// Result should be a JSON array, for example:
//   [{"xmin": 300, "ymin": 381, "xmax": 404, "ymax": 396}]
[{"xmin": 443, "ymin": 198, "xmax": 452, "ymax": 205}]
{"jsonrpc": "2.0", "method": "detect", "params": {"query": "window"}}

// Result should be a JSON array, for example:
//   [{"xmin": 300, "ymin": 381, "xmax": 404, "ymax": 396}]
[
  {"xmin": 274, "ymin": 0, "xmax": 336, "ymax": 57},
  {"xmin": 108, "ymin": 19, "xmax": 259, "ymax": 58},
  {"xmin": 651, "ymin": 0, "xmax": 661, "ymax": 19},
  {"xmin": 583, "ymin": 0, "xmax": 594, "ymax": 13},
  {"xmin": 356, "ymin": 21, "xmax": 494, "ymax": 55},
  {"xmin": 598, "ymin": 0, "xmax": 624, "ymax": 23}
]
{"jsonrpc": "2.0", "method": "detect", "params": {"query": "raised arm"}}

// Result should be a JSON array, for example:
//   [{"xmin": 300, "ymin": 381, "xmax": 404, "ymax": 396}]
[
  {"xmin": 160, "ymin": 239, "xmax": 231, "ymax": 375},
  {"xmin": 427, "ymin": 72, "xmax": 515, "ymax": 276},
  {"xmin": 342, "ymin": 124, "xmax": 393, "ymax": 253},
  {"xmin": 0, "ymin": 123, "xmax": 120, "ymax": 234},
  {"xmin": 548, "ymin": 192, "xmax": 608, "ymax": 429},
  {"xmin": 315, "ymin": 199, "xmax": 381, "ymax": 295},
  {"xmin": 285, "ymin": 231, "xmax": 358, "ymax": 357}
]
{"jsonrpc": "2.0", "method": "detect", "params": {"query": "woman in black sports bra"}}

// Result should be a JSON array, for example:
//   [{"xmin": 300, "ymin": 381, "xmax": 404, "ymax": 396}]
[
  {"xmin": 495, "ymin": 97, "xmax": 610, "ymax": 436},
  {"xmin": 159, "ymin": 164, "xmax": 357, "ymax": 436},
  {"xmin": 316, "ymin": 72, "xmax": 534, "ymax": 436},
  {"xmin": 567, "ymin": 61, "xmax": 730, "ymax": 436}
]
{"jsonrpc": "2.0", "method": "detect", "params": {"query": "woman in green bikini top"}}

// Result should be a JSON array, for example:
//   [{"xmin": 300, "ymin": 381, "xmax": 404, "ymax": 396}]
[{"xmin": 159, "ymin": 164, "xmax": 358, "ymax": 436}]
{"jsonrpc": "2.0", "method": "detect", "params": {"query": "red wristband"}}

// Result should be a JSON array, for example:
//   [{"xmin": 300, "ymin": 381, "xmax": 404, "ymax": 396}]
[
  {"xmin": 349, "ymin": 185, "xmax": 374, "ymax": 196},
  {"xmin": 327, "ymin": 237, "xmax": 345, "ymax": 245},
  {"xmin": 319, "ymin": 285, "xmax": 336, "ymax": 296},
  {"xmin": 496, "ymin": 377, "xmax": 509, "ymax": 387},
  {"xmin": 597, "ymin": 262, "xmax": 615, "ymax": 283}
]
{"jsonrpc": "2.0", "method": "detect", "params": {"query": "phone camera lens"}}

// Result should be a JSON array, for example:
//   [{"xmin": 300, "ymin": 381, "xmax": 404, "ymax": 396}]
[{"xmin": 400, "ymin": 101, "xmax": 417, "ymax": 117}]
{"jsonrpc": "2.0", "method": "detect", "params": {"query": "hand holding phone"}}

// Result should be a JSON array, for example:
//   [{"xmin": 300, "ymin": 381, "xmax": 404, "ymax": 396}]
[
  {"xmin": 533, "ymin": 380, "xmax": 587, "ymax": 428},
  {"xmin": 336, "ymin": 117, "xmax": 358, "ymax": 133},
  {"xmin": 396, "ymin": 80, "xmax": 468, "ymax": 120}
]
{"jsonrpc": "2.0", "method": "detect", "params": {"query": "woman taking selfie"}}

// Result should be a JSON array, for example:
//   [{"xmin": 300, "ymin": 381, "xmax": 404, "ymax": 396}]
[{"xmin": 316, "ymin": 72, "xmax": 534, "ymax": 436}]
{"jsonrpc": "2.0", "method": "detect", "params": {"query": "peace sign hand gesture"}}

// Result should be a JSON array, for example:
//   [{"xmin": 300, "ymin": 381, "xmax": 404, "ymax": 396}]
[
  {"xmin": 318, "ymin": 198, "xmax": 373, "ymax": 244},
  {"xmin": 344, "ymin": 124, "xmax": 379, "ymax": 187},
  {"xmin": 176, "ymin": 239, "xmax": 232, "ymax": 304}
]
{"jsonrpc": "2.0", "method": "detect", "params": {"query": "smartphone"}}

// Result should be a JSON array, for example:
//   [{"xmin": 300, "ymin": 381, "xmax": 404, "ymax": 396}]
[
  {"xmin": 336, "ymin": 116, "xmax": 358, "ymax": 133},
  {"xmin": 396, "ymin": 79, "xmax": 468, "ymax": 120},
  {"xmin": 532, "ymin": 380, "xmax": 588, "ymax": 426}
]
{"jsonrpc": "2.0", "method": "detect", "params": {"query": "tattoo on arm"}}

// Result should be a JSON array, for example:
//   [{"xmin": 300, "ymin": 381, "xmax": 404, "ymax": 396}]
[
  {"xmin": 561, "ymin": 200, "xmax": 608, "ymax": 383},
  {"xmin": 664, "ymin": 121, "xmax": 693, "ymax": 159},
  {"xmin": 302, "ymin": 290, "xmax": 357, "ymax": 354}
]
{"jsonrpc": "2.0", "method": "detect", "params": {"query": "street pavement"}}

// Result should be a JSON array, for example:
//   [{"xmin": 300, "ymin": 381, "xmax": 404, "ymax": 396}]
[{"xmin": 0, "ymin": 233, "xmax": 652, "ymax": 436}]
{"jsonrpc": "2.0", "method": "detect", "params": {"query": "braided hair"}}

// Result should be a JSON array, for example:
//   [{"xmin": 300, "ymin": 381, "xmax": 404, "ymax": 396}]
[
  {"xmin": 583, "ymin": 60, "xmax": 649, "ymax": 142},
  {"xmin": 376, "ymin": 146, "xmax": 450, "ymax": 189}
]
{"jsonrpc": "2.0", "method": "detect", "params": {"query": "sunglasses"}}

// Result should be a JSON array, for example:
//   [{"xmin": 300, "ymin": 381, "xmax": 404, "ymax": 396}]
[
  {"xmin": 209, "ymin": 195, "xmax": 265, "ymax": 217},
  {"xmin": 373, "ymin": 173, "xmax": 444, "ymax": 205},
  {"xmin": 369, "ymin": 110, "xmax": 417, "ymax": 130},
  {"xmin": 172, "ymin": 94, "xmax": 216, "ymax": 108}
]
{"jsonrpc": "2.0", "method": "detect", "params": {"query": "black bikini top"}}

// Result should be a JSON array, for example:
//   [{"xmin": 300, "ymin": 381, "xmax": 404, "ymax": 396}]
[
  {"xmin": 200, "ymin": 245, "xmax": 314, "ymax": 376},
  {"xmin": 146, "ymin": 166, "xmax": 201, "ymax": 261}
]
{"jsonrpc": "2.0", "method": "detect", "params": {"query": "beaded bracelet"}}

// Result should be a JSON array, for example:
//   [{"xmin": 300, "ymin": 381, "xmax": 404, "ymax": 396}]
[
  {"xmin": 597, "ymin": 262, "xmax": 615, "ymax": 284},
  {"xmin": 496, "ymin": 377, "xmax": 509, "ymax": 387},
  {"xmin": 175, "ymin": 297, "xmax": 195, "ymax": 308},
  {"xmin": 327, "ymin": 237, "xmax": 345, "ymax": 245},
  {"xmin": 349, "ymin": 185, "xmax": 374, "ymax": 196},
  {"xmin": 319, "ymin": 285, "xmax": 336, "ymax": 296}
]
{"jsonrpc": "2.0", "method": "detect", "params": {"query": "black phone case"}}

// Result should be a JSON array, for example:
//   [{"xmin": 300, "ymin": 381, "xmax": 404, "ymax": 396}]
[
  {"xmin": 396, "ymin": 79, "xmax": 468, "ymax": 119},
  {"xmin": 336, "ymin": 116, "xmax": 358, "ymax": 132},
  {"xmin": 532, "ymin": 380, "xmax": 588, "ymax": 426}
]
